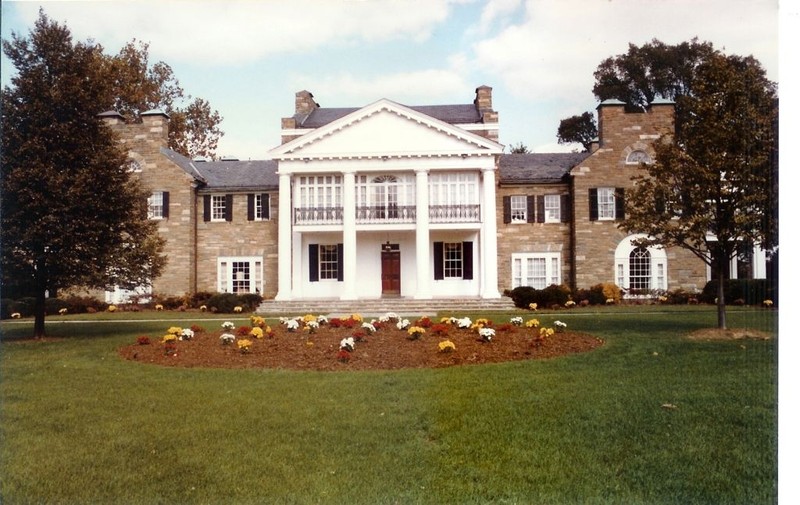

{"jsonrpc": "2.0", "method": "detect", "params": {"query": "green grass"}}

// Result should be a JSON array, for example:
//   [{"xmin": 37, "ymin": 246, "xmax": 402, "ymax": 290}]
[{"xmin": 0, "ymin": 308, "xmax": 777, "ymax": 504}]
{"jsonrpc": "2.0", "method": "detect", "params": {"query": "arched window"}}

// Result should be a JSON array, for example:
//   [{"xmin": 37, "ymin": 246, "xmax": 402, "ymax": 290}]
[
  {"xmin": 371, "ymin": 175, "xmax": 398, "ymax": 218},
  {"xmin": 629, "ymin": 247, "xmax": 651, "ymax": 290},
  {"xmin": 626, "ymin": 149, "xmax": 652, "ymax": 165}
]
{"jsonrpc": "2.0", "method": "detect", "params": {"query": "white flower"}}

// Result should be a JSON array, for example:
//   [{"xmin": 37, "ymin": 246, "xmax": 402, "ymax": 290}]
[
  {"xmin": 220, "ymin": 333, "xmax": 236, "ymax": 344},
  {"xmin": 554, "ymin": 320, "xmax": 567, "ymax": 328},
  {"xmin": 11, "ymin": 312, "xmax": 21, "ymax": 319},
  {"xmin": 221, "ymin": 321, "xmax": 235, "ymax": 330},
  {"xmin": 181, "ymin": 328, "xmax": 195, "ymax": 340},
  {"xmin": 362, "ymin": 322, "xmax": 376, "ymax": 333},
  {"xmin": 457, "ymin": 317, "xmax": 472, "ymax": 329},
  {"xmin": 317, "ymin": 315, "xmax": 328, "ymax": 324},
  {"xmin": 396, "ymin": 319, "xmax": 410, "ymax": 330},
  {"xmin": 381, "ymin": 312, "xmax": 399, "ymax": 323},
  {"xmin": 306, "ymin": 320, "xmax": 319, "ymax": 329},
  {"xmin": 286, "ymin": 319, "xmax": 299, "ymax": 331},
  {"xmin": 340, "ymin": 337, "xmax": 355, "ymax": 352},
  {"xmin": 479, "ymin": 327, "xmax": 495, "ymax": 341},
  {"xmin": 510, "ymin": 316, "xmax": 523, "ymax": 326}
]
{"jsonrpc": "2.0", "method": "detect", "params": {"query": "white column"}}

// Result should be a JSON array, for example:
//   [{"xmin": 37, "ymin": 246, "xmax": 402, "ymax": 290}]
[
  {"xmin": 414, "ymin": 168, "xmax": 431, "ymax": 299},
  {"xmin": 480, "ymin": 166, "xmax": 501, "ymax": 298},
  {"xmin": 340, "ymin": 170, "xmax": 358, "ymax": 300},
  {"xmin": 275, "ymin": 172, "xmax": 293, "ymax": 300}
]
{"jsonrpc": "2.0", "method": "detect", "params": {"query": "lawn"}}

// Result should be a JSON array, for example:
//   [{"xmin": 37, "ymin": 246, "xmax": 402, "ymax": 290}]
[{"xmin": 0, "ymin": 307, "xmax": 777, "ymax": 504}]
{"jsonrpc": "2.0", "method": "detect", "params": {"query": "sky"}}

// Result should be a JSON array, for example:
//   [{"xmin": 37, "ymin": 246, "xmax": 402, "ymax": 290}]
[{"xmin": 0, "ymin": 0, "xmax": 786, "ymax": 161}]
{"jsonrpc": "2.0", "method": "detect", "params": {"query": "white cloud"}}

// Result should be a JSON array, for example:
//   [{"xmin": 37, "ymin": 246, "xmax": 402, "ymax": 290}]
[{"xmin": 12, "ymin": 0, "xmax": 458, "ymax": 65}]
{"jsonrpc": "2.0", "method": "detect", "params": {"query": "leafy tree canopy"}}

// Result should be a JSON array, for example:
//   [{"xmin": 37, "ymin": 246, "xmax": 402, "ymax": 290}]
[
  {"xmin": 556, "ymin": 112, "xmax": 597, "ymax": 152},
  {"xmin": 507, "ymin": 141, "xmax": 530, "ymax": 154},
  {"xmin": 1, "ymin": 10, "xmax": 167, "ymax": 336}
]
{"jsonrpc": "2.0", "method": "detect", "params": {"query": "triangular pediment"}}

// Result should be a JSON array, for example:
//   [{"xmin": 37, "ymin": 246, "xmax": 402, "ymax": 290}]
[{"xmin": 269, "ymin": 99, "xmax": 502, "ymax": 160}]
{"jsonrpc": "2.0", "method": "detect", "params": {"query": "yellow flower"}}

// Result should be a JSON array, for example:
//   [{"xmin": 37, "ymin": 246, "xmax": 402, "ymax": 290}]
[
  {"xmin": 233, "ymin": 306, "xmax": 243, "ymax": 313},
  {"xmin": 162, "ymin": 334, "xmax": 178, "ymax": 343},
  {"xmin": 107, "ymin": 305, "xmax": 117, "ymax": 312},
  {"xmin": 539, "ymin": 327, "xmax": 554, "ymax": 338},
  {"xmin": 302, "ymin": 314, "xmax": 317, "ymax": 323},
  {"xmin": 528, "ymin": 303, "xmax": 537, "ymax": 311},
  {"xmin": 438, "ymin": 340, "xmax": 456, "ymax": 352},
  {"xmin": 250, "ymin": 327, "xmax": 264, "ymax": 339},
  {"xmin": 200, "ymin": 305, "xmax": 208, "ymax": 312},
  {"xmin": 250, "ymin": 315, "xmax": 266, "ymax": 328},
  {"xmin": 237, "ymin": 339, "xmax": 252, "ymax": 353},
  {"xmin": 525, "ymin": 319, "xmax": 540, "ymax": 328},
  {"xmin": 155, "ymin": 304, "xmax": 164, "ymax": 311},
  {"xmin": 407, "ymin": 326, "xmax": 426, "ymax": 338},
  {"xmin": 167, "ymin": 326, "xmax": 182, "ymax": 336}
]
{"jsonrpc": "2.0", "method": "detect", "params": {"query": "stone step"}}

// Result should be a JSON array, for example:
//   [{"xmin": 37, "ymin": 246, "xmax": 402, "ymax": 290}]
[{"xmin": 256, "ymin": 297, "xmax": 517, "ymax": 317}]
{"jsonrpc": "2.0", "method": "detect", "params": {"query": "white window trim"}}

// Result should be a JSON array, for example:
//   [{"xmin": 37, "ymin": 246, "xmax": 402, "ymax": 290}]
[
  {"xmin": 626, "ymin": 149, "xmax": 653, "ymax": 165},
  {"xmin": 511, "ymin": 252, "xmax": 561, "ymax": 289},
  {"xmin": 211, "ymin": 195, "xmax": 227, "ymax": 222},
  {"xmin": 597, "ymin": 187, "xmax": 616, "ymax": 221},
  {"xmin": 148, "ymin": 191, "xmax": 164, "ymax": 220},
  {"xmin": 544, "ymin": 194, "xmax": 561, "ymax": 223},
  {"xmin": 509, "ymin": 195, "xmax": 527, "ymax": 223},
  {"xmin": 614, "ymin": 235, "xmax": 668, "ymax": 292},
  {"xmin": 217, "ymin": 256, "xmax": 263, "ymax": 294}
]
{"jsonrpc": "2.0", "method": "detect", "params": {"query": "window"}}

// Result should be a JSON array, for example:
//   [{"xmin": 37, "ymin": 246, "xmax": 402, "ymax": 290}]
[
  {"xmin": 543, "ymin": 195, "xmax": 561, "ymax": 222},
  {"xmin": 218, "ymin": 257, "xmax": 263, "ymax": 294},
  {"xmin": 308, "ymin": 243, "xmax": 344, "ymax": 282},
  {"xmin": 247, "ymin": 193, "xmax": 270, "ymax": 221},
  {"xmin": 204, "ymin": 194, "xmax": 233, "ymax": 222},
  {"xmin": 626, "ymin": 149, "xmax": 652, "ymax": 164},
  {"xmin": 614, "ymin": 235, "xmax": 667, "ymax": 291},
  {"xmin": 128, "ymin": 159, "xmax": 143, "ymax": 172},
  {"xmin": 433, "ymin": 241, "xmax": 474, "ymax": 280},
  {"xmin": 429, "ymin": 173, "xmax": 479, "ymax": 206},
  {"xmin": 510, "ymin": 196, "xmax": 527, "ymax": 222},
  {"xmin": 147, "ymin": 191, "xmax": 169, "ymax": 219},
  {"xmin": 511, "ymin": 253, "xmax": 561, "ymax": 289},
  {"xmin": 298, "ymin": 175, "xmax": 342, "ymax": 209},
  {"xmin": 589, "ymin": 188, "xmax": 624, "ymax": 221}
]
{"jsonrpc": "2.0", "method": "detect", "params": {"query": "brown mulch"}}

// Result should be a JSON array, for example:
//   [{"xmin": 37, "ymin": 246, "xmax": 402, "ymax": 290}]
[
  {"xmin": 119, "ymin": 322, "xmax": 604, "ymax": 372},
  {"xmin": 686, "ymin": 327, "xmax": 773, "ymax": 341}
]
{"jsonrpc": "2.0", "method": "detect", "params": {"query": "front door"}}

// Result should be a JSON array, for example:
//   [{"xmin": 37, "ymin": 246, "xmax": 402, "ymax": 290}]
[{"xmin": 381, "ymin": 244, "xmax": 401, "ymax": 296}]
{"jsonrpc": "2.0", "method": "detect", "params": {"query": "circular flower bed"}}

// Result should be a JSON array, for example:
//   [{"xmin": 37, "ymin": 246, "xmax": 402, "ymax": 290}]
[{"xmin": 119, "ymin": 314, "xmax": 604, "ymax": 371}]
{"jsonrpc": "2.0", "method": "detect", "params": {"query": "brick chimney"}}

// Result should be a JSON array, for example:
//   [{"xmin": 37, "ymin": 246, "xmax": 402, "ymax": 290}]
[
  {"xmin": 141, "ymin": 109, "xmax": 170, "ymax": 143},
  {"xmin": 474, "ymin": 85, "xmax": 493, "ymax": 114},
  {"xmin": 295, "ymin": 90, "xmax": 318, "ymax": 117}
]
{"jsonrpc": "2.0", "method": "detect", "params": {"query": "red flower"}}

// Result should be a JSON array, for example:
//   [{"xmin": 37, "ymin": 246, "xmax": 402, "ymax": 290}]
[
  {"xmin": 337, "ymin": 349, "xmax": 351, "ymax": 363},
  {"xmin": 136, "ymin": 336, "xmax": 151, "ymax": 345},
  {"xmin": 236, "ymin": 326, "xmax": 251, "ymax": 336}
]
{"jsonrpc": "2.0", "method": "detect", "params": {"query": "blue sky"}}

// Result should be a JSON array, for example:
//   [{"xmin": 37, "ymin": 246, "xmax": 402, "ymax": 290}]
[{"xmin": 0, "ymin": 0, "xmax": 784, "ymax": 160}]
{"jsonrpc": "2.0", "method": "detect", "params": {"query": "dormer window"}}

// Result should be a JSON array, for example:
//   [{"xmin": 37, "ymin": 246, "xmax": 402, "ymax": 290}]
[{"xmin": 626, "ymin": 150, "xmax": 652, "ymax": 165}]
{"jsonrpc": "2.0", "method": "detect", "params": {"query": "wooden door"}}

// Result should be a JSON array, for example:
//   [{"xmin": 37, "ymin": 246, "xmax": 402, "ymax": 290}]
[{"xmin": 381, "ymin": 247, "xmax": 401, "ymax": 296}]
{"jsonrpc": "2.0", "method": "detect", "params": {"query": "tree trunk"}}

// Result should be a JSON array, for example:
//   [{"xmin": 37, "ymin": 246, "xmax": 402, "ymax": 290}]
[
  {"xmin": 716, "ymin": 258, "xmax": 727, "ymax": 330},
  {"xmin": 33, "ymin": 265, "xmax": 47, "ymax": 338}
]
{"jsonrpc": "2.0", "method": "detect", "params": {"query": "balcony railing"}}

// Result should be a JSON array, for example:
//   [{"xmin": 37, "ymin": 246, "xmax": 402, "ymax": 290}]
[
  {"xmin": 293, "ymin": 204, "xmax": 480, "ymax": 225},
  {"xmin": 429, "ymin": 204, "xmax": 481, "ymax": 223},
  {"xmin": 294, "ymin": 206, "xmax": 343, "ymax": 225},
  {"xmin": 356, "ymin": 205, "xmax": 416, "ymax": 224}
]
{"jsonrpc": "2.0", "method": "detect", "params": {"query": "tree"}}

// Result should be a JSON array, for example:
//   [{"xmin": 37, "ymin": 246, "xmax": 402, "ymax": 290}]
[
  {"xmin": 1, "ymin": 11, "xmax": 166, "ymax": 337},
  {"xmin": 557, "ymin": 112, "xmax": 597, "ymax": 152},
  {"xmin": 507, "ymin": 141, "xmax": 530, "ymax": 154},
  {"xmin": 104, "ymin": 40, "xmax": 224, "ymax": 159},
  {"xmin": 620, "ymin": 51, "xmax": 777, "ymax": 329}
]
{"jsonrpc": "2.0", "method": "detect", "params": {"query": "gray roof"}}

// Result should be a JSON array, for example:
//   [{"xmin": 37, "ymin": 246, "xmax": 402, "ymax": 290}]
[
  {"xmin": 498, "ymin": 152, "xmax": 591, "ymax": 184},
  {"xmin": 297, "ymin": 103, "xmax": 482, "ymax": 128},
  {"xmin": 161, "ymin": 148, "xmax": 279, "ymax": 191}
]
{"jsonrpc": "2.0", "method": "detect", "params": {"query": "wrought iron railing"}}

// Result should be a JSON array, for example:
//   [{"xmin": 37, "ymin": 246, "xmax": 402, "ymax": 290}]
[
  {"xmin": 429, "ymin": 204, "xmax": 481, "ymax": 223},
  {"xmin": 294, "ymin": 207, "xmax": 343, "ymax": 225},
  {"xmin": 356, "ymin": 205, "xmax": 416, "ymax": 224}
]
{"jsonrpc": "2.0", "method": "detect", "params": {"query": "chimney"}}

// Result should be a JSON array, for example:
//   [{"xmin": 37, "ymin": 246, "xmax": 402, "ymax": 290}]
[
  {"xmin": 474, "ymin": 85, "xmax": 493, "ymax": 114},
  {"xmin": 295, "ymin": 90, "xmax": 318, "ymax": 117},
  {"xmin": 141, "ymin": 109, "xmax": 170, "ymax": 142},
  {"xmin": 596, "ymin": 99, "xmax": 625, "ymax": 147},
  {"xmin": 97, "ymin": 110, "xmax": 125, "ymax": 125}
]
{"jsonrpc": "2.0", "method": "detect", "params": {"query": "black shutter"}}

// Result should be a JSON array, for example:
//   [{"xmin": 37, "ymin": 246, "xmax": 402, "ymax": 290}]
[
  {"xmin": 535, "ymin": 195, "xmax": 544, "ymax": 223},
  {"xmin": 263, "ymin": 194, "xmax": 270, "ymax": 220},
  {"xmin": 462, "ymin": 241, "xmax": 473, "ymax": 280},
  {"xmin": 337, "ymin": 243, "xmax": 344, "ymax": 282},
  {"xmin": 225, "ymin": 194, "xmax": 233, "ymax": 221},
  {"xmin": 502, "ymin": 196, "xmax": 511, "ymax": 224},
  {"xmin": 589, "ymin": 189, "xmax": 598, "ymax": 221},
  {"xmin": 560, "ymin": 194, "xmax": 571, "ymax": 223},
  {"xmin": 247, "ymin": 194, "xmax": 255, "ymax": 221},
  {"xmin": 162, "ymin": 191, "xmax": 170, "ymax": 219},
  {"xmin": 615, "ymin": 188, "xmax": 625, "ymax": 220},
  {"xmin": 309, "ymin": 244, "xmax": 319, "ymax": 282},
  {"xmin": 654, "ymin": 190, "xmax": 666, "ymax": 214},
  {"xmin": 433, "ymin": 242, "xmax": 444, "ymax": 280},
  {"xmin": 203, "ymin": 195, "xmax": 211, "ymax": 222}
]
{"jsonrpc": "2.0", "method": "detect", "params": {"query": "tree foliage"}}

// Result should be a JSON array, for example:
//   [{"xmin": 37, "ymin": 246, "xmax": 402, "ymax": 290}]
[
  {"xmin": 1, "ymin": 11, "xmax": 166, "ymax": 336},
  {"xmin": 620, "ymin": 51, "xmax": 777, "ymax": 328},
  {"xmin": 557, "ymin": 112, "xmax": 597, "ymax": 152},
  {"xmin": 104, "ymin": 40, "xmax": 224, "ymax": 159},
  {"xmin": 507, "ymin": 141, "xmax": 530, "ymax": 154}
]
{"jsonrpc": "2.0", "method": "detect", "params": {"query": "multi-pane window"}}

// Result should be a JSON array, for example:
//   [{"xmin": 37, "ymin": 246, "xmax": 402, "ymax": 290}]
[
  {"xmin": 511, "ymin": 253, "xmax": 561, "ymax": 289},
  {"xmin": 147, "ymin": 191, "xmax": 164, "ymax": 219},
  {"xmin": 544, "ymin": 194, "xmax": 561, "ymax": 222},
  {"xmin": 510, "ymin": 195, "xmax": 527, "ymax": 222},
  {"xmin": 218, "ymin": 257, "xmax": 263, "ymax": 294},
  {"xmin": 255, "ymin": 194, "xmax": 267, "ymax": 220},
  {"xmin": 443, "ymin": 242, "xmax": 463, "ymax": 278},
  {"xmin": 319, "ymin": 245, "xmax": 339, "ymax": 280},
  {"xmin": 298, "ymin": 175, "xmax": 342, "ymax": 209},
  {"xmin": 597, "ymin": 188, "xmax": 616, "ymax": 220},
  {"xmin": 429, "ymin": 172, "xmax": 478, "ymax": 205},
  {"xmin": 211, "ymin": 195, "xmax": 227, "ymax": 221},
  {"xmin": 629, "ymin": 247, "xmax": 651, "ymax": 290}
]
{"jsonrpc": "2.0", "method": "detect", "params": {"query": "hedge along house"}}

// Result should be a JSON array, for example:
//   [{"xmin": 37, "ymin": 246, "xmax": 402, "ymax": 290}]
[{"xmin": 268, "ymin": 86, "xmax": 504, "ymax": 301}]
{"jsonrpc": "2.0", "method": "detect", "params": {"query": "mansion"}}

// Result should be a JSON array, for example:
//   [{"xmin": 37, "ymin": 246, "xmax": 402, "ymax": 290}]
[{"xmin": 100, "ymin": 86, "xmax": 767, "ymax": 304}]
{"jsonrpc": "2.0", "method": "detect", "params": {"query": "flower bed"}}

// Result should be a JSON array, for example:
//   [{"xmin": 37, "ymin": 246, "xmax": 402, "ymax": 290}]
[{"xmin": 119, "ymin": 314, "xmax": 604, "ymax": 371}]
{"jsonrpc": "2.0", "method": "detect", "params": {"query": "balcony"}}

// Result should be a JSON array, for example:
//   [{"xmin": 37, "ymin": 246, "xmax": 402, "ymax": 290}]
[{"xmin": 293, "ymin": 204, "xmax": 480, "ymax": 225}]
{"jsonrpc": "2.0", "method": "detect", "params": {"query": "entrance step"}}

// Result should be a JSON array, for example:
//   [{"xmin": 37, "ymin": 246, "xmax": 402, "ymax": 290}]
[{"xmin": 256, "ymin": 297, "xmax": 517, "ymax": 317}]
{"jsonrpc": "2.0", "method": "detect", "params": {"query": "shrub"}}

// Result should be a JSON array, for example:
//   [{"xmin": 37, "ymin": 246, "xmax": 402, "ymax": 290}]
[
  {"xmin": 153, "ymin": 294, "xmax": 186, "ymax": 311},
  {"xmin": 190, "ymin": 291, "xmax": 215, "ymax": 308},
  {"xmin": 206, "ymin": 293, "xmax": 241, "ymax": 313},
  {"xmin": 237, "ymin": 293, "xmax": 263, "ymax": 312},
  {"xmin": 506, "ymin": 284, "xmax": 571, "ymax": 309},
  {"xmin": 700, "ymin": 279, "xmax": 775, "ymax": 306}
]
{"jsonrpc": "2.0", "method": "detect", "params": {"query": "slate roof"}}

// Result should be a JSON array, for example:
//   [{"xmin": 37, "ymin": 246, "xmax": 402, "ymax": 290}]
[
  {"xmin": 498, "ymin": 152, "xmax": 592, "ymax": 184},
  {"xmin": 297, "ymin": 103, "xmax": 482, "ymax": 128},
  {"xmin": 161, "ymin": 148, "xmax": 279, "ymax": 191}
]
